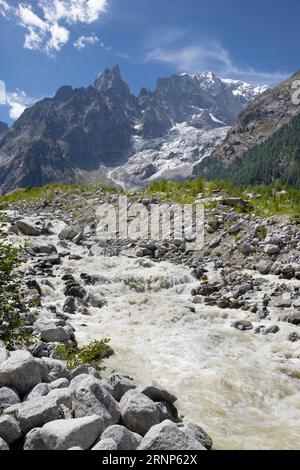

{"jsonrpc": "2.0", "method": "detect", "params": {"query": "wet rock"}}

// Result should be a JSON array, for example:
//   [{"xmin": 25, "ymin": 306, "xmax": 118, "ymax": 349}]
[
  {"xmin": 40, "ymin": 415, "xmax": 103, "ymax": 450},
  {"xmin": 63, "ymin": 296, "xmax": 76, "ymax": 314},
  {"xmin": 137, "ymin": 420, "xmax": 207, "ymax": 451},
  {"xmin": 264, "ymin": 325, "xmax": 280, "ymax": 335},
  {"xmin": 272, "ymin": 297, "xmax": 292, "ymax": 308},
  {"xmin": 288, "ymin": 332, "xmax": 300, "ymax": 342},
  {"xmin": 136, "ymin": 381, "xmax": 177, "ymax": 404},
  {"xmin": 181, "ymin": 422, "xmax": 213, "ymax": 450},
  {"xmin": 58, "ymin": 227, "xmax": 81, "ymax": 241},
  {"xmin": 288, "ymin": 312, "xmax": 300, "ymax": 326},
  {"xmin": 231, "ymin": 320, "xmax": 253, "ymax": 331}
]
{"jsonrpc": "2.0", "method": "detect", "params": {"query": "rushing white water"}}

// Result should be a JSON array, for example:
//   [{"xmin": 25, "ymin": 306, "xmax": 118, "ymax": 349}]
[{"xmin": 11, "ymin": 217, "xmax": 300, "ymax": 450}]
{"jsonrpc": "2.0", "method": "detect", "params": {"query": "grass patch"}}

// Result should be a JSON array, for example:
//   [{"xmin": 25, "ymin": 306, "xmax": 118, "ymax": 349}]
[
  {"xmin": 0, "ymin": 182, "xmax": 119, "ymax": 207},
  {"xmin": 56, "ymin": 339, "xmax": 113, "ymax": 371}
]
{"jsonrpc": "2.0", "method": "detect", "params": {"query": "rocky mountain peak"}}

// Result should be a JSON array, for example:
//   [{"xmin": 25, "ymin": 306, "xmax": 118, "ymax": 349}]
[{"xmin": 94, "ymin": 64, "xmax": 130, "ymax": 97}]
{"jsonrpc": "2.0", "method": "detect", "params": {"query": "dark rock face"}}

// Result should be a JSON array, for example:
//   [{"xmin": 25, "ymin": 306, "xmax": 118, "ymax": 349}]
[
  {"xmin": 0, "ymin": 67, "xmax": 260, "ymax": 194},
  {"xmin": 0, "ymin": 121, "xmax": 8, "ymax": 137}
]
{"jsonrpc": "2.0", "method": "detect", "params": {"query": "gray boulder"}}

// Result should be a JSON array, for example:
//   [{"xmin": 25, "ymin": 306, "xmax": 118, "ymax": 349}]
[
  {"xmin": 119, "ymin": 390, "xmax": 162, "ymax": 436},
  {"xmin": 12, "ymin": 395, "xmax": 61, "ymax": 434},
  {"xmin": 73, "ymin": 376, "xmax": 120, "ymax": 433},
  {"xmin": 256, "ymin": 260, "xmax": 272, "ymax": 275},
  {"xmin": 137, "ymin": 420, "xmax": 207, "ymax": 450},
  {"xmin": 0, "ymin": 387, "xmax": 20, "ymax": 408},
  {"xmin": 0, "ymin": 415, "xmax": 22, "ymax": 445},
  {"xmin": 40, "ymin": 415, "xmax": 103, "ymax": 450},
  {"xmin": 24, "ymin": 383, "xmax": 50, "ymax": 401},
  {"xmin": 0, "ymin": 348, "xmax": 9, "ymax": 365},
  {"xmin": 16, "ymin": 220, "xmax": 40, "ymax": 236},
  {"xmin": 23, "ymin": 428, "xmax": 47, "ymax": 450},
  {"xmin": 40, "ymin": 325, "xmax": 70, "ymax": 343},
  {"xmin": 59, "ymin": 227, "xmax": 80, "ymax": 241},
  {"xmin": 92, "ymin": 438, "xmax": 118, "ymax": 450},
  {"xmin": 107, "ymin": 372, "xmax": 136, "ymax": 401},
  {"xmin": 180, "ymin": 422, "xmax": 213, "ymax": 450},
  {"xmin": 136, "ymin": 380, "xmax": 177, "ymax": 404},
  {"xmin": 264, "ymin": 244, "xmax": 280, "ymax": 255},
  {"xmin": 101, "ymin": 425, "xmax": 142, "ymax": 450},
  {"xmin": 0, "ymin": 350, "xmax": 48, "ymax": 396}
]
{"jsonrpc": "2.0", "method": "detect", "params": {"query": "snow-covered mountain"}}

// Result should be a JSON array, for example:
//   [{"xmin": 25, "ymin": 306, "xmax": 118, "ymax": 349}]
[{"xmin": 0, "ymin": 66, "xmax": 267, "ymax": 193}]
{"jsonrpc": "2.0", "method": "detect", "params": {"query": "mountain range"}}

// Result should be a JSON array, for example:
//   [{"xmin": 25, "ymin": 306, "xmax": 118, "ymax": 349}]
[{"xmin": 0, "ymin": 66, "xmax": 266, "ymax": 194}]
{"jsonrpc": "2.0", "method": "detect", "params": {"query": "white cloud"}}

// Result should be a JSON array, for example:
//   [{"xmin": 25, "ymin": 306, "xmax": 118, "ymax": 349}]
[
  {"xmin": 5, "ymin": 89, "xmax": 37, "ymax": 120},
  {"xmin": 0, "ymin": 0, "xmax": 10, "ymax": 17},
  {"xmin": 1, "ymin": 0, "xmax": 108, "ymax": 54},
  {"xmin": 73, "ymin": 33, "xmax": 101, "ymax": 50},
  {"xmin": 145, "ymin": 41, "xmax": 289, "ymax": 85}
]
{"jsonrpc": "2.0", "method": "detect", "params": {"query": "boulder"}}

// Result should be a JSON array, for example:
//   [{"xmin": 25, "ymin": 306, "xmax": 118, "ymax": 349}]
[
  {"xmin": 13, "ymin": 395, "xmax": 61, "ymax": 433},
  {"xmin": 16, "ymin": 220, "xmax": 40, "ymax": 236},
  {"xmin": 0, "ymin": 387, "xmax": 20, "ymax": 408},
  {"xmin": 119, "ymin": 390, "xmax": 162, "ymax": 436},
  {"xmin": 264, "ymin": 244, "xmax": 280, "ymax": 255},
  {"xmin": 136, "ymin": 381, "xmax": 177, "ymax": 404},
  {"xmin": 0, "ymin": 351, "xmax": 48, "ymax": 396},
  {"xmin": 40, "ymin": 325, "xmax": 70, "ymax": 343},
  {"xmin": 40, "ymin": 415, "xmax": 103, "ymax": 450},
  {"xmin": 0, "ymin": 348, "xmax": 9, "ymax": 365},
  {"xmin": 24, "ymin": 383, "xmax": 50, "ymax": 401},
  {"xmin": 23, "ymin": 428, "xmax": 47, "ymax": 450},
  {"xmin": 231, "ymin": 320, "xmax": 253, "ymax": 331},
  {"xmin": 137, "ymin": 420, "xmax": 207, "ymax": 450},
  {"xmin": 73, "ymin": 376, "xmax": 120, "ymax": 433},
  {"xmin": 92, "ymin": 438, "xmax": 118, "ymax": 450},
  {"xmin": 288, "ymin": 312, "xmax": 300, "ymax": 326},
  {"xmin": 100, "ymin": 425, "xmax": 142, "ymax": 450},
  {"xmin": 0, "ymin": 415, "xmax": 22, "ymax": 445},
  {"xmin": 107, "ymin": 373, "xmax": 136, "ymax": 401},
  {"xmin": 255, "ymin": 260, "xmax": 272, "ymax": 275},
  {"xmin": 180, "ymin": 422, "xmax": 213, "ymax": 450},
  {"xmin": 59, "ymin": 227, "xmax": 80, "ymax": 241}
]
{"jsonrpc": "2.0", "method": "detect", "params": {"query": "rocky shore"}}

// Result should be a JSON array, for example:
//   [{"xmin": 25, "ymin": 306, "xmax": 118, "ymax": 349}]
[{"xmin": 1, "ymin": 186, "xmax": 300, "ymax": 450}]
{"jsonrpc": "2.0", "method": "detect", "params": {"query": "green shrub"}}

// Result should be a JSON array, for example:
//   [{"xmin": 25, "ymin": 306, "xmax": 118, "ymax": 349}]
[
  {"xmin": 0, "ymin": 222, "xmax": 31, "ymax": 350},
  {"xmin": 56, "ymin": 339, "xmax": 113, "ymax": 371}
]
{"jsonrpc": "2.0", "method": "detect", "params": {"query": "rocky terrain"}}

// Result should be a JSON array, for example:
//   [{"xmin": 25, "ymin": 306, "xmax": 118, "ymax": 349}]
[
  {"xmin": 1, "ymin": 185, "xmax": 300, "ymax": 450},
  {"xmin": 0, "ymin": 67, "xmax": 265, "ymax": 194}
]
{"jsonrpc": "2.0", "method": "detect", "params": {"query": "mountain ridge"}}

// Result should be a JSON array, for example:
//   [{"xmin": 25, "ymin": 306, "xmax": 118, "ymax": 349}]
[{"xmin": 0, "ymin": 66, "xmax": 266, "ymax": 194}]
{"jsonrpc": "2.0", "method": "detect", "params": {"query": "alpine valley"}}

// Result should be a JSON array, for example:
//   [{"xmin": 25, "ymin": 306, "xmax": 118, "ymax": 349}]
[{"xmin": 0, "ymin": 66, "xmax": 267, "ymax": 194}]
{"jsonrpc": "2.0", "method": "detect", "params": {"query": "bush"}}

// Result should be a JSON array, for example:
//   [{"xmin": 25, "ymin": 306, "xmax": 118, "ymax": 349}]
[
  {"xmin": 0, "ymin": 223, "xmax": 31, "ymax": 350},
  {"xmin": 56, "ymin": 339, "xmax": 113, "ymax": 371}
]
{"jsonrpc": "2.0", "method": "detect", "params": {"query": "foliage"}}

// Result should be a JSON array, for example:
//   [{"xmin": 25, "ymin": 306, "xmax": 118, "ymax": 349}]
[
  {"xmin": 56, "ymin": 339, "xmax": 113, "ymax": 371},
  {"xmin": 194, "ymin": 113, "xmax": 300, "ymax": 189},
  {"xmin": 0, "ymin": 221, "xmax": 30, "ymax": 350}
]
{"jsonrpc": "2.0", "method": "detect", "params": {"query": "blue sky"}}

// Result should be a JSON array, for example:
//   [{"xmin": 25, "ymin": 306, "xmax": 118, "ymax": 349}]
[{"xmin": 0, "ymin": 0, "xmax": 299, "ymax": 124}]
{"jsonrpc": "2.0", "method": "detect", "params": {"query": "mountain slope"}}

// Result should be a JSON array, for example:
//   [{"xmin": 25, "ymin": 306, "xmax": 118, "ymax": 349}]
[
  {"xmin": 0, "ymin": 67, "xmax": 265, "ymax": 193},
  {"xmin": 194, "ymin": 71, "xmax": 300, "ymax": 184}
]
